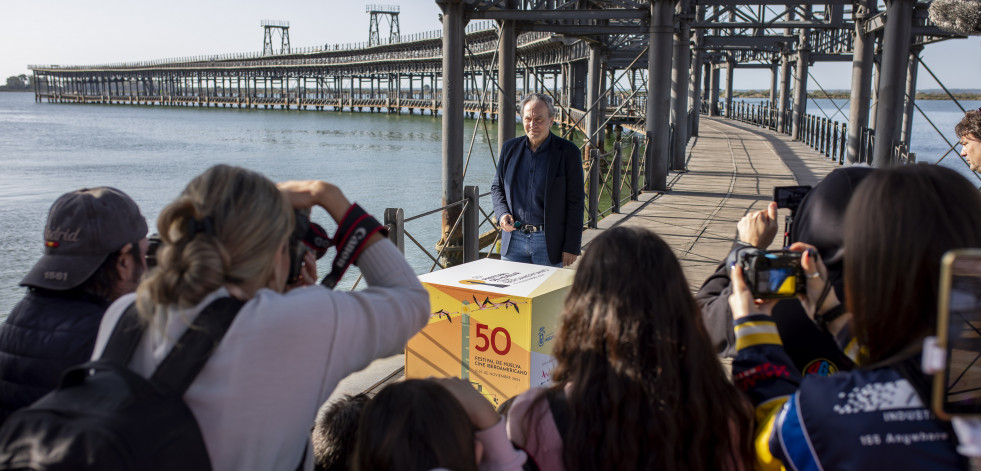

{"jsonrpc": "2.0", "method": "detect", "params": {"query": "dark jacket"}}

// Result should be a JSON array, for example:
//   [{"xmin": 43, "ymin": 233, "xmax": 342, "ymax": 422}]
[
  {"xmin": 0, "ymin": 289, "xmax": 108, "ymax": 424},
  {"xmin": 695, "ymin": 166, "xmax": 873, "ymax": 374},
  {"xmin": 732, "ymin": 315, "xmax": 966, "ymax": 471},
  {"xmin": 491, "ymin": 133, "xmax": 585, "ymax": 265}
]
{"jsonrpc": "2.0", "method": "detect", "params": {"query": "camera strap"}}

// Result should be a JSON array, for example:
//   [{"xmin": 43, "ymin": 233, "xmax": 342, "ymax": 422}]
[{"xmin": 320, "ymin": 203, "xmax": 387, "ymax": 289}]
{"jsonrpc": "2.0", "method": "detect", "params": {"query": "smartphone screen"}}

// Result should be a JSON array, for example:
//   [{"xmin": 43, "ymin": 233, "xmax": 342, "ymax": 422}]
[
  {"xmin": 935, "ymin": 250, "xmax": 981, "ymax": 417},
  {"xmin": 753, "ymin": 251, "xmax": 801, "ymax": 299}
]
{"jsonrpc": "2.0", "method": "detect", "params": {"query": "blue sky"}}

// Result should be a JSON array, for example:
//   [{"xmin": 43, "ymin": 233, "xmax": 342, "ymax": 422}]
[{"xmin": 2, "ymin": 0, "xmax": 978, "ymax": 91}]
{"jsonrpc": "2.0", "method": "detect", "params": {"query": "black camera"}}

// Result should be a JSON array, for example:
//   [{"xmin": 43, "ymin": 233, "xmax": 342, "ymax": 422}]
[
  {"xmin": 773, "ymin": 186, "xmax": 811, "ymax": 213},
  {"xmin": 287, "ymin": 210, "xmax": 332, "ymax": 284},
  {"xmin": 734, "ymin": 248, "xmax": 805, "ymax": 299},
  {"xmin": 146, "ymin": 234, "xmax": 162, "ymax": 269}
]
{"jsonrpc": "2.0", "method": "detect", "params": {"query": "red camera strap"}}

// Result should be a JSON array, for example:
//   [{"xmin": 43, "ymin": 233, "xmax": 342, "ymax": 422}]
[{"xmin": 320, "ymin": 203, "xmax": 387, "ymax": 289}]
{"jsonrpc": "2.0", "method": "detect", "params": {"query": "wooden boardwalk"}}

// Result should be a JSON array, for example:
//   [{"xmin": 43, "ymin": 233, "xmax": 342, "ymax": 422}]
[
  {"xmin": 581, "ymin": 116, "xmax": 843, "ymax": 289},
  {"xmin": 323, "ymin": 116, "xmax": 844, "ymax": 406}
]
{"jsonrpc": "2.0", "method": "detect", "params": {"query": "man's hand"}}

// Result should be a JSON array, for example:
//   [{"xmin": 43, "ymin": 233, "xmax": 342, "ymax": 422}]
[
  {"xmin": 562, "ymin": 252, "xmax": 578, "ymax": 267},
  {"xmin": 737, "ymin": 201, "xmax": 778, "ymax": 248},
  {"xmin": 500, "ymin": 214, "xmax": 516, "ymax": 232}
]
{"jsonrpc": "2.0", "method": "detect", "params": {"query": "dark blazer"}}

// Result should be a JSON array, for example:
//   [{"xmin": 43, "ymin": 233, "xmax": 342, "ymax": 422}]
[{"xmin": 491, "ymin": 132, "xmax": 585, "ymax": 265}]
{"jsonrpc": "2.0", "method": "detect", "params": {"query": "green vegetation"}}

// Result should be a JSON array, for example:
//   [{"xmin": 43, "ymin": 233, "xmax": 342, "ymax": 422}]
[{"xmin": 0, "ymin": 75, "xmax": 31, "ymax": 91}]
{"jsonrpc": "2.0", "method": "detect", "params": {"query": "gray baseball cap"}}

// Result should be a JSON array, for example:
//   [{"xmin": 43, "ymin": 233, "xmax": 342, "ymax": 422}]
[{"xmin": 20, "ymin": 187, "xmax": 148, "ymax": 290}]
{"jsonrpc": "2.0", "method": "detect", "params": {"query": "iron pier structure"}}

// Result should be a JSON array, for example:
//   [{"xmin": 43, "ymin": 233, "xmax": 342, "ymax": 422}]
[{"xmin": 29, "ymin": 0, "xmax": 961, "ymax": 260}]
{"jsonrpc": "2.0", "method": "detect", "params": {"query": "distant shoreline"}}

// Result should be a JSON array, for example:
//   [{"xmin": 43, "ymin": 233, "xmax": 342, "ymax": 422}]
[
  {"xmin": 3, "ymin": 88, "xmax": 978, "ymax": 100},
  {"xmin": 732, "ymin": 90, "xmax": 981, "ymax": 100}
]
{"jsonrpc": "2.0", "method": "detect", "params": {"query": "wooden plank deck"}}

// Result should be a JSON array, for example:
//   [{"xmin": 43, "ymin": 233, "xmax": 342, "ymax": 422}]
[{"xmin": 581, "ymin": 116, "xmax": 843, "ymax": 290}]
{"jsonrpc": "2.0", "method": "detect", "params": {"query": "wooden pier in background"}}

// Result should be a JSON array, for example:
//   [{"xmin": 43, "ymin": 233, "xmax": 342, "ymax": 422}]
[{"xmin": 581, "ymin": 116, "xmax": 842, "ymax": 290}]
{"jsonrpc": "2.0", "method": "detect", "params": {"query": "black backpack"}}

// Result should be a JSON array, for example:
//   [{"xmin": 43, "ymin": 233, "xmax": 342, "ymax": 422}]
[{"xmin": 0, "ymin": 297, "xmax": 244, "ymax": 471}]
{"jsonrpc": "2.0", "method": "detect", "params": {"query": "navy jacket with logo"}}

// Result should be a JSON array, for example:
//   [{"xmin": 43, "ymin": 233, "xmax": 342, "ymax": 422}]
[{"xmin": 732, "ymin": 314, "xmax": 967, "ymax": 471}]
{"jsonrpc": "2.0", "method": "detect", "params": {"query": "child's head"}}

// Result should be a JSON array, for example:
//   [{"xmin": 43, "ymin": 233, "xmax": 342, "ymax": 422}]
[
  {"xmin": 354, "ymin": 380, "xmax": 479, "ymax": 471},
  {"xmin": 313, "ymin": 393, "xmax": 369, "ymax": 471}
]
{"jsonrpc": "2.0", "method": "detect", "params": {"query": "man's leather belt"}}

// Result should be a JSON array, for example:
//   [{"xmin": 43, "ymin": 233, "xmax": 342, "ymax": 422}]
[{"xmin": 518, "ymin": 224, "xmax": 543, "ymax": 233}]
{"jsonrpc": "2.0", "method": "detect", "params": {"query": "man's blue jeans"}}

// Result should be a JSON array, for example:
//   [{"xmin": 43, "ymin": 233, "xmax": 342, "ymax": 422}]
[{"xmin": 503, "ymin": 231, "xmax": 561, "ymax": 267}]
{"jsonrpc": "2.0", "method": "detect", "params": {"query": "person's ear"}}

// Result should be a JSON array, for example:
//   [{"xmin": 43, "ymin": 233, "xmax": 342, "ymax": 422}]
[{"xmin": 116, "ymin": 243, "xmax": 135, "ymax": 281}]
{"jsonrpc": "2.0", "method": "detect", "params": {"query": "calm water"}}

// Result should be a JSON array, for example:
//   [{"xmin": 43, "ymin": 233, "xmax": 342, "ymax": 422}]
[
  {"xmin": 1, "ymin": 92, "xmax": 978, "ymax": 314},
  {"xmin": 0, "ymin": 92, "xmax": 502, "ymax": 314}
]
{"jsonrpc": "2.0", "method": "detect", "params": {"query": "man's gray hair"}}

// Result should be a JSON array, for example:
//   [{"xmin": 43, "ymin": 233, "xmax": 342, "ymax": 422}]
[{"xmin": 519, "ymin": 93, "xmax": 557, "ymax": 118}]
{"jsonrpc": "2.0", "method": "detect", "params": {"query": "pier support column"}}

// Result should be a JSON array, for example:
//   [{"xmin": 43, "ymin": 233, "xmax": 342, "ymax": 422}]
[
  {"xmin": 791, "ymin": 29, "xmax": 811, "ymax": 140},
  {"xmin": 871, "ymin": 0, "xmax": 913, "ymax": 167},
  {"xmin": 689, "ymin": 6, "xmax": 704, "ymax": 137},
  {"xmin": 778, "ymin": 52, "xmax": 791, "ymax": 134},
  {"xmin": 498, "ymin": 19, "xmax": 517, "ymax": 152},
  {"xmin": 900, "ymin": 44, "xmax": 922, "ymax": 148},
  {"xmin": 724, "ymin": 55, "xmax": 734, "ymax": 118},
  {"xmin": 646, "ymin": 0, "xmax": 674, "ymax": 191},
  {"xmin": 709, "ymin": 64, "xmax": 721, "ymax": 116},
  {"xmin": 438, "ymin": 0, "xmax": 467, "ymax": 266},
  {"xmin": 671, "ymin": 0, "xmax": 691, "ymax": 171},
  {"xmin": 846, "ymin": 0, "xmax": 877, "ymax": 164},
  {"xmin": 769, "ymin": 61, "xmax": 779, "ymax": 109},
  {"xmin": 587, "ymin": 43, "xmax": 603, "ymax": 149}
]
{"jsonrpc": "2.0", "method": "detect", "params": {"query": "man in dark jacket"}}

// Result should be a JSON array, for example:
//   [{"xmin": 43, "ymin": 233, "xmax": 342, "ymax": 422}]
[
  {"xmin": 0, "ymin": 187, "xmax": 148, "ymax": 423},
  {"xmin": 491, "ymin": 93, "xmax": 584, "ymax": 267}
]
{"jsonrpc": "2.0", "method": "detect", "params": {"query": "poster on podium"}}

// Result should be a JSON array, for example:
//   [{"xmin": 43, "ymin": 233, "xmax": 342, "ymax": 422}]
[{"xmin": 406, "ymin": 258, "xmax": 575, "ymax": 407}]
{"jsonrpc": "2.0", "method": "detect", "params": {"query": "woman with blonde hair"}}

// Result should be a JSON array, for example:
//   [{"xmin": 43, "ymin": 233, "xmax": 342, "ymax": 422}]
[{"xmin": 91, "ymin": 164, "xmax": 429, "ymax": 470}]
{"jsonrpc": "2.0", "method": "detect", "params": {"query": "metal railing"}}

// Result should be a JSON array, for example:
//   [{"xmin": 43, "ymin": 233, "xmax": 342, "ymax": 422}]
[
  {"xmin": 380, "ymin": 186, "xmax": 499, "ymax": 276},
  {"xmin": 584, "ymin": 135, "xmax": 645, "ymax": 228},
  {"xmin": 707, "ymin": 100, "xmax": 851, "ymax": 166}
]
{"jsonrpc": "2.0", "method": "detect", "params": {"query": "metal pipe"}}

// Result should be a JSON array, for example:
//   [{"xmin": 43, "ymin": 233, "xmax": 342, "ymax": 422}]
[
  {"xmin": 587, "ymin": 43, "xmax": 603, "ymax": 148},
  {"xmin": 792, "ymin": 26, "xmax": 810, "ymax": 140},
  {"xmin": 439, "ymin": 0, "xmax": 465, "ymax": 265},
  {"xmin": 846, "ymin": 0, "xmax": 876, "ymax": 164},
  {"xmin": 769, "ymin": 61, "xmax": 779, "ymax": 109},
  {"xmin": 672, "ymin": 0, "xmax": 692, "ymax": 170},
  {"xmin": 689, "ymin": 5, "xmax": 705, "ymax": 137},
  {"xmin": 778, "ymin": 54, "xmax": 791, "ymax": 134},
  {"xmin": 498, "ymin": 19, "xmax": 516, "ymax": 152},
  {"xmin": 900, "ymin": 45, "xmax": 922, "ymax": 146},
  {"xmin": 871, "ymin": 0, "xmax": 914, "ymax": 168},
  {"xmin": 646, "ymin": 0, "xmax": 674, "ymax": 191},
  {"xmin": 725, "ymin": 55, "xmax": 734, "ymax": 118},
  {"xmin": 710, "ymin": 64, "xmax": 721, "ymax": 117}
]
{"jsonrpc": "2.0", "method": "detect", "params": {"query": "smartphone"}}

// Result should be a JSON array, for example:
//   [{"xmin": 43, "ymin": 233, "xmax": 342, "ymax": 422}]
[
  {"xmin": 933, "ymin": 249, "xmax": 981, "ymax": 419},
  {"xmin": 773, "ymin": 185, "xmax": 811, "ymax": 212}
]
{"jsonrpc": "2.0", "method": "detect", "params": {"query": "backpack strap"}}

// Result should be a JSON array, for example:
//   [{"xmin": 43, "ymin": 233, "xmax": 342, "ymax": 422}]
[
  {"xmin": 100, "ymin": 302, "xmax": 149, "ymax": 365},
  {"xmin": 150, "ymin": 297, "xmax": 246, "ymax": 395}
]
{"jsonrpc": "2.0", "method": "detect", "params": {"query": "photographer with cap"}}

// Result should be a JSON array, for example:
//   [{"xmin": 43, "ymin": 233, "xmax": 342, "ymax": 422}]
[{"xmin": 0, "ymin": 187, "xmax": 148, "ymax": 423}]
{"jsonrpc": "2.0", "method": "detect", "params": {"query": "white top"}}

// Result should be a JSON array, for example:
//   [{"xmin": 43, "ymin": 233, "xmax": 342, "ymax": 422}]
[{"xmin": 92, "ymin": 241, "xmax": 429, "ymax": 471}]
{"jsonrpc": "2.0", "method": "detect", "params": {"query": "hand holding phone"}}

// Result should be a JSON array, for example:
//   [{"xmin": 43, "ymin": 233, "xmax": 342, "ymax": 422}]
[{"xmin": 934, "ymin": 249, "xmax": 981, "ymax": 419}]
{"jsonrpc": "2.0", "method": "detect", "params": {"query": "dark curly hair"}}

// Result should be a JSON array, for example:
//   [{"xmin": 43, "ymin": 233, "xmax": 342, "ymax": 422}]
[
  {"xmin": 523, "ymin": 226, "xmax": 755, "ymax": 471},
  {"xmin": 955, "ymin": 110, "xmax": 981, "ymax": 141}
]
